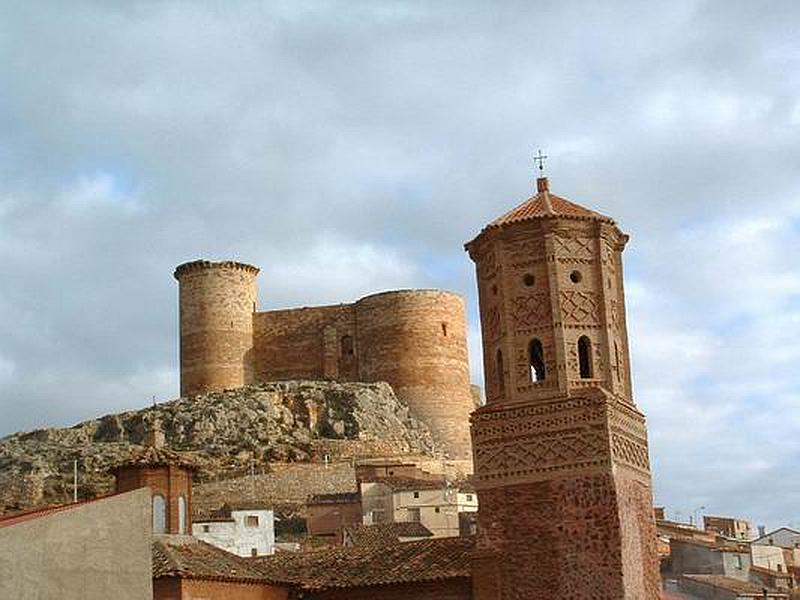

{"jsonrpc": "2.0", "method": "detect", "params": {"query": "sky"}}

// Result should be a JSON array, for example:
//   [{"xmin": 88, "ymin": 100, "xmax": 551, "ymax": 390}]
[{"xmin": 1, "ymin": 1, "xmax": 799, "ymax": 529}]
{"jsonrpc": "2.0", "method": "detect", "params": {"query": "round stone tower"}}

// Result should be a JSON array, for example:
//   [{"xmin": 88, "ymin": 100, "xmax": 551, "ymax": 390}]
[
  {"xmin": 354, "ymin": 290, "xmax": 474, "ymax": 459},
  {"xmin": 174, "ymin": 260, "xmax": 259, "ymax": 396}
]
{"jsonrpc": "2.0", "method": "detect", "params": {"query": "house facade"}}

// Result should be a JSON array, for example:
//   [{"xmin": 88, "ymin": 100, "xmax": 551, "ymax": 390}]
[{"xmin": 193, "ymin": 507, "xmax": 276, "ymax": 557}]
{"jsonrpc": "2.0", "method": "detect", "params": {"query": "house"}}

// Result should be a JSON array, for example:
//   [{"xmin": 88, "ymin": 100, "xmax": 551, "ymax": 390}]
[
  {"xmin": 704, "ymin": 516, "xmax": 753, "ymax": 541},
  {"xmin": 0, "ymin": 488, "xmax": 153, "ymax": 600},
  {"xmin": 152, "ymin": 534, "xmax": 289, "ymax": 600},
  {"xmin": 750, "ymin": 544, "xmax": 788, "ymax": 573},
  {"xmin": 151, "ymin": 532, "xmax": 473, "ymax": 600},
  {"xmin": 753, "ymin": 528, "xmax": 800, "ymax": 550},
  {"xmin": 305, "ymin": 491, "xmax": 362, "ymax": 544},
  {"xmin": 342, "ymin": 521, "xmax": 433, "ymax": 547},
  {"xmin": 669, "ymin": 539, "xmax": 751, "ymax": 580},
  {"xmin": 193, "ymin": 504, "xmax": 276, "ymax": 557},
  {"xmin": 679, "ymin": 574, "xmax": 788, "ymax": 599},
  {"xmin": 360, "ymin": 476, "xmax": 477, "ymax": 538}
]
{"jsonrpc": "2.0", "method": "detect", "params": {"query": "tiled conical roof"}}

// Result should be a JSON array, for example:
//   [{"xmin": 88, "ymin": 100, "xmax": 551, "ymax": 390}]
[{"xmin": 487, "ymin": 178, "xmax": 614, "ymax": 229}]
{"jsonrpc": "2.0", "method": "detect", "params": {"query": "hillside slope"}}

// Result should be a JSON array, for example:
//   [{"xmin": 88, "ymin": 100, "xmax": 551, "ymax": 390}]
[{"xmin": 0, "ymin": 380, "xmax": 439, "ymax": 513}]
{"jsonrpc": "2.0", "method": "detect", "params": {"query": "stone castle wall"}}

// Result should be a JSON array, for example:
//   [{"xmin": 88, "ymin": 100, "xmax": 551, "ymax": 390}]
[{"xmin": 176, "ymin": 260, "xmax": 475, "ymax": 458}]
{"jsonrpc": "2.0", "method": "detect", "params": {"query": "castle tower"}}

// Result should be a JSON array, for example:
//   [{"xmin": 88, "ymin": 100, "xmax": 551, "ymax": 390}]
[
  {"xmin": 465, "ymin": 176, "xmax": 660, "ymax": 598},
  {"xmin": 174, "ymin": 260, "xmax": 259, "ymax": 396},
  {"xmin": 354, "ymin": 290, "xmax": 474, "ymax": 459}
]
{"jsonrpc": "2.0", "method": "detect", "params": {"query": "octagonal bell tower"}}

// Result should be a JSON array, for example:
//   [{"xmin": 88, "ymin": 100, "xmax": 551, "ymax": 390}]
[{"xmin": 465, "ymin": 176, "xmax": 659, "ymax": 599}]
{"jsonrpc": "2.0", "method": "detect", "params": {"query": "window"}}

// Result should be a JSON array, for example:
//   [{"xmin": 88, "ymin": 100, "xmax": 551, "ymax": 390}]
[
  {"xmin": 734, "ymin": 555, "xmax": 743, "ymax": 569},
  {"xmin": 441, "ymin": 322, "xmax": 448, "ymax": 336},
  {"xmin": 570, "ymin": 270, "xmax": 583, "ymax": 283},
  {"xmin": 435, "ymin": 507, "xmax": 440, "ymax": 513},
  {"xmin": 496, "ymin": 349, "xmax": 505, "ymax": 396},
  {"xmin": 614, "ymin": 342, "xmax": 622, "ymax": 382},
  {"xmin": 413, "ymin": 491, "xmax": 420, "ymax": 499},
  {"xmin": 578, "ymin": 336, "xmax": 593, "ymax": 379},
  {"xmin": 178, "ymin": 495, "xmax": 187, "ymax": 534},
  {"xmin": 523, "ymin": 273, "xmax": 535, "ymax": 287},
  {"xmin": 529, "ymin": 339, "xmax": 546, "ymax": 382},
  {"xmin": 466, "ymin": 494, "xmax": 473, "ymax": 501},
  {"xmin": 407, "ymin": 508, "xmax": 421, "ymax": 522},
  {"xmin": 341, "ymin": 335, "xmax": 354, "ymax": 356},
  {"xmin": 202, "ymin": 524, "xmax": 210, "ymax": 533},
  {"xmin": 251, "ymin": 548, "xmax": 258, "ymax": 557},
  {"xmin": 152, "ymin": 494, "xmax": 166, "ymax": 534},
  {"xmin": 246, "ymin": 515, "xmax": 259, "ymax": 528}
]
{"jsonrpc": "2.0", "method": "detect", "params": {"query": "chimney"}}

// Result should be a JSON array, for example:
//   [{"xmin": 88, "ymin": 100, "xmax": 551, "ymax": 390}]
[{"xmin": 145, "ymin": 418, "xmax": 165, "ymax": 448}]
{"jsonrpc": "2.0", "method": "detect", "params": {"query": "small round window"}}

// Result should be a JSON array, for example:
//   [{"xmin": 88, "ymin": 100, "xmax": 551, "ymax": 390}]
[
  {"xmin": 523, "ymin": 273, "xmax": 535, "ymax": 287},
  {"xmin": 570, "ymin": 270, "xmax": 582, "ymax": 283}
]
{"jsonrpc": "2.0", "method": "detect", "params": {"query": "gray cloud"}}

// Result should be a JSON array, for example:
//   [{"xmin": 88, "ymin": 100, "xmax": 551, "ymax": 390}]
[{"xmin": 1, "ymin": 0, "xmax": 799, "ymax": 528}]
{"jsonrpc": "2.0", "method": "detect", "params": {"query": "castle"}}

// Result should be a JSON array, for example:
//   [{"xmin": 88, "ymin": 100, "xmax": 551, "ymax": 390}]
[{"xmin": 173, "ymin": 263, "xmax": 476, "ymax": 458}]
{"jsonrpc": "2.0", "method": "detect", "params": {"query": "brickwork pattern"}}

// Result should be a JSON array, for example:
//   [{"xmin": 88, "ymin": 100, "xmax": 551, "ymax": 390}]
[{"xmin": 465, "ymin": 179, "xmax": 660, "ymax": 598}]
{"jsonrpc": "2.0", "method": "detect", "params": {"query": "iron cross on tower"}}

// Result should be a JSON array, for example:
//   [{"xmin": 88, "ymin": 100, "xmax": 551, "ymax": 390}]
[{"xmin": 533, "ymin": 149, "xmax": 548, "ymax": 173}]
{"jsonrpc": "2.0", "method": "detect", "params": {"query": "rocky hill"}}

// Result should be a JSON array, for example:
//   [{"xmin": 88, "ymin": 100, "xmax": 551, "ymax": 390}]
[{"xmin": 0, "ymin": 381, "xmax": 439, "ymax": 514}]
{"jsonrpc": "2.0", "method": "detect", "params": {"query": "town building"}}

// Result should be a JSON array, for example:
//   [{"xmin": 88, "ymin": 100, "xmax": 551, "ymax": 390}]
[
  {"xmin": 192, "ymin": 504, "xmax": 276, "ymax": 557},
  {"xmin": 112, "ymin": 420, "xmax": 198, "ymax": 535},
  {"xmin": 0, "ymin": 488, "xmax": 153, "ymax": 600},
  {"xmin": 704, "ymin": 515, "xmax": 753, "ymax": 541},
  {"xmin": 360, "ymin": 476, "xmax": 477, "ymax": 538},
  {"xmin": 464, "ymin": 175, "xmax": 660, "ymax": 597},
  {"xmin": 306, "ymin": 491, "xmax": 362, "ymax": 544},
  {"xmin": 342, "ymin": 521, "xmax": 434, "ymax": 547},
  {"xmin": 174, "ymin": 261, "xmax": 476, "ymax": 458},
  {"xmin": 679, "ymin": 574, "xmax": 789, "ymax": 599},
  {"xmin": 753, "ymin": 527, "xmax": 800, "ymax": 549},
  {"xmin": 669, "ymin": 539, "xmax": 751, "ymax": 580}
]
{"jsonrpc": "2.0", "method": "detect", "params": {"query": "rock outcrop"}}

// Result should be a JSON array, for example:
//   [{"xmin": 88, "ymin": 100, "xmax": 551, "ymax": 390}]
[{"xmin": 0, "ymin": 381, "xmax": 439, "ymax": 513}]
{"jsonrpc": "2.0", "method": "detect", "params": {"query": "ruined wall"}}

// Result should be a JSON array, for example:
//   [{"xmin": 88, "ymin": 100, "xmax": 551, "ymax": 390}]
[{"xmin": 175, "ymin": 260, "xmax": 259, "ymax": 396}]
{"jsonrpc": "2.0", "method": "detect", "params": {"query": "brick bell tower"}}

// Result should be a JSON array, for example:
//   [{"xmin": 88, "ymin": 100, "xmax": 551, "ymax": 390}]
[{"xmin": 465, "ymin": 173, "xmax": 660, "ymax": 598}]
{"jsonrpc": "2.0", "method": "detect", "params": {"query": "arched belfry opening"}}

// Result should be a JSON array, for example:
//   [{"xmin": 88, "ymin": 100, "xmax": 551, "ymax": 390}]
[
  {"xmin": 529, "ymin": 339, "xmax": 546, "ymax": 382},
  {"xmin": 578, "ymin": 336, "xmax": 593, "ymax": 379},
  {"xmin": 496, "ymin": 348, "xmax": 505, "ymax": 397}
]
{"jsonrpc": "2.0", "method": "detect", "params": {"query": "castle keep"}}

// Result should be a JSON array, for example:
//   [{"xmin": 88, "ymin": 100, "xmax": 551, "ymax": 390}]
[
  {"xmin": 465, "ymin": 176, "xmax": 660, "ymax": 598},
  {"xmin": 174, "ymin": 261, "xmax": 475, "ymax": 458}
]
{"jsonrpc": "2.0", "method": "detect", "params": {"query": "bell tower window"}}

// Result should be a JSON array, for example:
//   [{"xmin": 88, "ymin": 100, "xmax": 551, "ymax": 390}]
[
  {"xmin": 578, "ymin": 336, "xmax": 593, "ymax": 379},
  {"xmin": 496, "ymin": 349, "xmax": 505, "ymax": 396},
  {"xmin": 341, "ymin": 335, "xmax": 354, "ymax": 356},
  {"xmin": 528, "ymin": 339, "xmax": 546, "ymax": 382}
]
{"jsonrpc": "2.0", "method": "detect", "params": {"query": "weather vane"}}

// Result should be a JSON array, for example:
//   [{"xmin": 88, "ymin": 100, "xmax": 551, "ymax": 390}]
[{"xmin": 533, "ymin": 149, "xmax": 548, "ymax": 174}]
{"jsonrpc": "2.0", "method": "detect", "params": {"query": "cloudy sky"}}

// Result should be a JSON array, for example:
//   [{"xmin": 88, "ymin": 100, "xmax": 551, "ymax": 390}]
[{"xmin": 1, "ymin": 1, "xmax": 799, "ymax": 528}]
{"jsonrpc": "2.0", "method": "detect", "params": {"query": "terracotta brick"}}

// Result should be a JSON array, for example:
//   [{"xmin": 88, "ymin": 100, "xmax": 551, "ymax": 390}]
[{"xmin": 465, "ymin": 178, "xmax": 660, "ymax": 598}]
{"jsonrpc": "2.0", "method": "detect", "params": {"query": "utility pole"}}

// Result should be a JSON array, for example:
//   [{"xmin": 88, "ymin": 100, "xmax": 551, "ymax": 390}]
[{"xmin": 73, "ymin": 459, "xmax": 78, "ymax": 503}]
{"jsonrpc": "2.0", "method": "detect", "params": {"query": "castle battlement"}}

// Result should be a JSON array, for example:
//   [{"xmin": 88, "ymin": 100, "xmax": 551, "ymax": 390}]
[{"xmin": 173, "ymin": 259, "xmax": 260, "ymax": 280}]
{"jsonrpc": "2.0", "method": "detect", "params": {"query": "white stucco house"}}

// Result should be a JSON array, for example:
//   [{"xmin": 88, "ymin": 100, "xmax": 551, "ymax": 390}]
[{"xmin": 192, "ymin": 505, "xmax": 275, "ymax": 557}]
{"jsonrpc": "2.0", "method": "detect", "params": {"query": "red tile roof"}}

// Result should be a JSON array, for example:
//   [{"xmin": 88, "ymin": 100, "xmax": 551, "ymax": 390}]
[
  {"xmin": 489, "ymin": 191, "xmax": 614, "ymax": 228},
  {"xmin": 0, "ymin": 493, "xmax": 115, "ymax": 529},
  {"xmin": 112, "ymin": 445, "xmax": 199, "ymax": 472},
  {"xmin": 343, "ymin": 522, "xmax": 433, "ymax": 548},
  {"xmin": 152, "ymin": 535, "xmax": 265, "ymax": 583},
  {"xmin": 681, "ymin": 574, "xmax": 787, "ymax": 597},
  {"xmin": 253, "ymin": 535, "xmax": 474, "ymax": 590}
]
